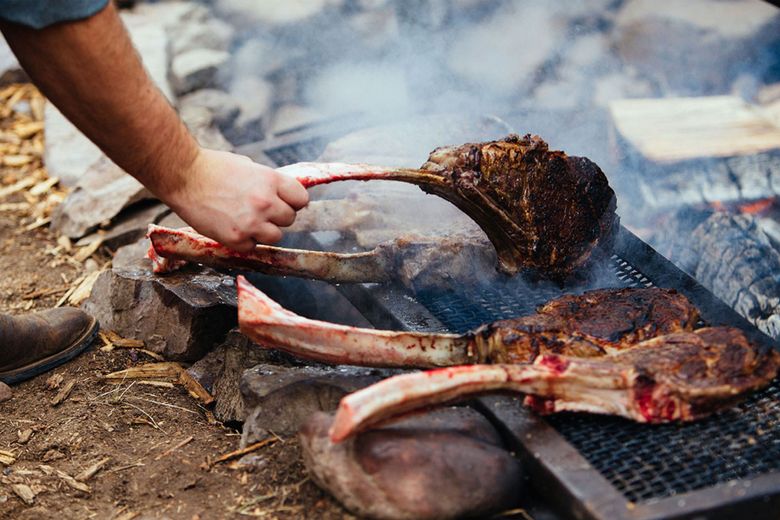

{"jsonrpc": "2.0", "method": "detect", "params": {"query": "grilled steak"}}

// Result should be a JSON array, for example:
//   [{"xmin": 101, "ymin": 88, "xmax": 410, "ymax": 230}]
[
  {"xmin": 237, "ymin": 280, "xmax": 699, "ymax": 368},
  {"xmin": 329, "ymin": 327, "xmax": 780, "ymax": 440},
  {"xmin": 419, "ymin": 134, "xmax": 619, "ymax": 278},
  {"xmin": 237, "ymin": 279, "xmax": 777, "ymax": 431},
  {"xmin": 476, "ymin": 287, "xmax": 700, "ymax": 363},
  {"xmin": 150, "ymin": 135, "xmax": 618, "ymax": 280}
]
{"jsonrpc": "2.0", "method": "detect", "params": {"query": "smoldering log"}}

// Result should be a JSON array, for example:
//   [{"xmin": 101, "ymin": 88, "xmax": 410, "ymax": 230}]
[
  {"xmin": 669, "ymin": 212, "xmax": 780, "ymax": 339},
  {"xmin": 609, "ymin": 96, "xmax": 780, "ymax": 213}
]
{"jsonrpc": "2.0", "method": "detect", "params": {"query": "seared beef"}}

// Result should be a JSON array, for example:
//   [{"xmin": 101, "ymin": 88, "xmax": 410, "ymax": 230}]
[
  {"xmin": 420, "ymin": 134, "xmax": 619, "ymax": 279},
  {"xmin": 475, "ymin": 287, "xmax": 700, "ymax": 363}
]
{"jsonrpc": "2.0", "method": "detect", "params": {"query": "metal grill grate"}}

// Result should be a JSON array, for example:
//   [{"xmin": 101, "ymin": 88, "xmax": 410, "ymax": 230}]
[
  {"xmin": 264, "ymin": 139, "xmax": 332, "ymax": 167},
  {"xmin": 415, "ymin": 255, "xmax": 780, "ymax": 503}
]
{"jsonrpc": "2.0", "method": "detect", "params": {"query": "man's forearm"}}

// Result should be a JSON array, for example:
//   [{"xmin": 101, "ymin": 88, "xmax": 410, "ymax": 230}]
[{"xmin": 0, "ymin": 2, "xmax": 197, "ymax": 199}]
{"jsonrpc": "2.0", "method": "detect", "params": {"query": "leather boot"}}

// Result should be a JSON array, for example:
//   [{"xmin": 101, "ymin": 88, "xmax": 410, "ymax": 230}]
[{"xmin": 0, "ymin": 308, "xmax": 98, "ymax": 384}]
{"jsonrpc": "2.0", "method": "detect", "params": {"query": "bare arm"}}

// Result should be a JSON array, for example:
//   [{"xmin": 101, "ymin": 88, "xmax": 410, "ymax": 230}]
[{"xmin": 0, "ymin": 2, "xmax": 308, "ymax": 250}]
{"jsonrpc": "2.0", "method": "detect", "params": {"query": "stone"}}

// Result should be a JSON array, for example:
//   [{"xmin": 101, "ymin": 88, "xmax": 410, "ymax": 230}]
[
  {"xmin": 82, "ymin": 239, "xmax": 237, "ymax": 361},
  {"xmin": 120, "ymin": 13, "xmax": 174, "ymax": 102},
  {"xmin": 240, "ymin": 364, "xmax": 390, "ymax": 445},
  {"xmin": 186, "ymin": 329, "xmax": 277, "ymax": 423},
  {"xmin": 0, "ymin": 381, "xmax": 12, "ymax": 403},
  {"xmin": 446, "ymin": 3, "xmax": 565, "ymax": 95},
  {"xmin": 75, "ymin": 203, "xmax": 170, "ymax": 250},
  {"xmin": 614, "ymin": 0, "xmax": 780, "ymax": 94},
  {"xmin": 268, "ymin": 104, "xmax": 324, "ymax": 136},
  {"xmin": 230, "ymin": 76, "xmax": 274, "ymax": 129},
  {"xmin": 43, "ymin": 103, "xmax": 104, "ymax": 188},
  {"xmin": 300, "ymin": 407, "xmax": 522, "ymax": 519},
  {"xmin": 170, "ymin": 18, "xmax": 234, "ymax": 56},
  {"xmin": 179, "ymin": 103, "xmax": 232, "ymax": 151},
  {"xmin": 51, "ymin": 156, "xmax": 154, "ymax": 239},
  {"xmin": 0, "ymin": 34, "xmax": 25, "ymax": 85},
  {"xmin": 171, "ymin": 48, "xmax": 230, "ymax": 96},
  {"xmin": 178, "ymin": 89, "xmax": 240, "ymax": 130},
  {"xmin": 216, "ymin": 0, "xmax": 335, "ymax": 26}
]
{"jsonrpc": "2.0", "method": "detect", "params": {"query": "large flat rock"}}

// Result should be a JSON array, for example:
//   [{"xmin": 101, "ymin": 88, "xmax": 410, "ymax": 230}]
[
  {"xmin": 50, "ymin": 157, "xmax": 154, "ymax": 239},
  {"xmin": 186, "ymin": 329, "xmax": 279, "ymax": 423},
  {"xmin": 83, "ymin": 239, "xmax": 237, "ymax": 361},
  {"xmin": 240, "ymin": 363, "xmax": 391, "ymax": 445},
  {"xmin": 300, "ymin": 407, "xmax": 522, "ymax": 519}
]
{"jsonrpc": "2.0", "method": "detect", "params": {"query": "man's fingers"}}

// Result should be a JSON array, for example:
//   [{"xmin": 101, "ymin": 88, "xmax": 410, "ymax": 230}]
[
  {"xmin": 268, "ymin": 200, "xmax": 297, "ymax": 228},
  {"xmin": 228, "ymin": 237, "xmax": 258, "ymax": 253},
  {"xmin": 252, "ymin": 223, "xmax": 283, "ymax": 245},
  {"xmin": 276, "ymin": 174, "xmax": 309, "ymax": 210}
]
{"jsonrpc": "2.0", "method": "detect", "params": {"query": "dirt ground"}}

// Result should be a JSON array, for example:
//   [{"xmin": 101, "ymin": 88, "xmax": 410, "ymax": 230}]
[{"xmin": 0, "ymin": 85, "xmax": 350, "ymax": 518}]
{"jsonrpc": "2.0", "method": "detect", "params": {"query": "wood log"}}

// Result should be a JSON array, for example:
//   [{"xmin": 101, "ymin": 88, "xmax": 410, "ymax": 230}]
[
  {"xmin": 667, "ymin": 211, "xmax": 780, "ymax": 339},
  {"xmin": 609, "ymin": 96, "xmax": 780, "ymax": 212}
]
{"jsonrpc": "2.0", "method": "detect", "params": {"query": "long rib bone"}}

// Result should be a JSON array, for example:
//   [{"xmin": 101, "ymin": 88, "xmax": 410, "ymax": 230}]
[
  {"xmin": 277, "ymin": 161, "xmax": 528, "ymax": 275},
  {"xmin": 148, "ymin": 225, "xmax": 496, "ymax": 291},
  {"xmin": 237, "ymin": 276, "xmax": 473, "ymax": 367},
  {"xmin": 329, "ymin": 328, "xmax": 780, "ymax": 441},
  {"xmin": 237, "ymin": 277, "xmax": 700, "ymax": 368},
  {"xmin": 147, "ymin": 225, "xmax": 392, "ymax": 282}
]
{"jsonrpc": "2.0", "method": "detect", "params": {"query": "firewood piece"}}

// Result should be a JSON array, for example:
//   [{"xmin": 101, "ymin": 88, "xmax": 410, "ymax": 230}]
[
  {"xmin": 75, "ymin": 457, "xmax": 110, "ymax": 482},
  {"xmin": 609, "ymin": 96, "xmax": 780, "ymax": 210},
  {"xmin": 50, "ymin": 379, "xmax": 75, "ymax": 406},
  {"xmin": 186, "ymin": 329, "xmax": 275, "ymax": 423},
  {"xmin": 210, "ymin": 437, "xmax": 277, "ymax": 467},
  {"xmin": 178, "ymin": 370, "xmax": 214, "ymax": 406},
  {"xmin": 56, "ymin": 469, "xmax": 91, "ymax": 493},
  {"xmin": 670, "ymin": 212, "xmax": 780, "ymax": 339},
  {"xmin": 101, "ymin": 362, "xmax": 214, "ymax": 405},
  {"xmin": 0, "ymin": 449, "xmax": 16, "ymax": 465},
  {"xmin": 153, "ymin": 436, "xmax": 193, "ymax": 461},
  {"xmin": 11, "ymin": 483, "xmax": 35, "ymax": 505}
]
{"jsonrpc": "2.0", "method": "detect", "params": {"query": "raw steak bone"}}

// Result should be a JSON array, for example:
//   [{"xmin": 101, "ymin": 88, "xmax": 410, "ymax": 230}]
[
  {"xmin": 238, "ymin": 278, "xmax": 702, "ymax": 368},
  {"xmin": 147, "ymin": 225, "xmax": 391, "ymax": 282},
  {"xmin": 278, "ymin": 134, "xmax": 619, "ymax": 278},
  {"xmin": 237, "ymin": 276, "xmax": 473, "ymax": 368},
  {"xmin": 329, "ymin": 327, "xmax": 779, "ymax": 441}
]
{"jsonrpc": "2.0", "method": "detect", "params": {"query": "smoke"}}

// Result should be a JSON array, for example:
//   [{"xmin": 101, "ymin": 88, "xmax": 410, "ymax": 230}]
[{"xmin": 219, "ymin": 0, "xmax": 780, "ymax": 288}]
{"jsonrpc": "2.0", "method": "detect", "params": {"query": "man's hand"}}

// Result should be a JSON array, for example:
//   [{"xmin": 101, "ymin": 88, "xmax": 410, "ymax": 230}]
[
  {"xmin": 168, "ymin": 149, "xmax": 309, "ymax": 251},
  {"xmin": 1, "ymin": 4, "xmax": 310, "ymax": 250}
]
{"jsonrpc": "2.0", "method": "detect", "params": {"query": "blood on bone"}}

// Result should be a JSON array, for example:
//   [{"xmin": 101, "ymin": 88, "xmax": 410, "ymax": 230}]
[{"xmin": 536, "ymin": 355, "xmax": 570, "ymax": 374}]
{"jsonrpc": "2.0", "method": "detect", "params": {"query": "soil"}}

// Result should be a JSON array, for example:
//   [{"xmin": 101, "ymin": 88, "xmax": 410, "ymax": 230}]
[{"xmin": 0, "ymin": 85, "xmax": 351, "ymax": 519}]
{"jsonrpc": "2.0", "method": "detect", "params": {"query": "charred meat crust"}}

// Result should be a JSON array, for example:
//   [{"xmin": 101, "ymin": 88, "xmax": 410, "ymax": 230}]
[
  {"xmin": 421, "ymin": 134, "xmax": 619, "ymax": 279},
  {"xmin": 471, "ymin": 287, "xmax": 700, "ymax": 363}
]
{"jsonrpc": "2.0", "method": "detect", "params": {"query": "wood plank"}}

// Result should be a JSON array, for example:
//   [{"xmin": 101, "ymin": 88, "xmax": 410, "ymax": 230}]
[{"xmin": 609, "ymin": 96, "xmax": 780, "ymax": 163}]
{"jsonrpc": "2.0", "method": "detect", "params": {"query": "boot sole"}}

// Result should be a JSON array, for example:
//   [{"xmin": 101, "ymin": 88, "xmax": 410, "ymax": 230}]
[{"xmin": 0, "ymin": 316, "xmax": 100, "ymax": 385}]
